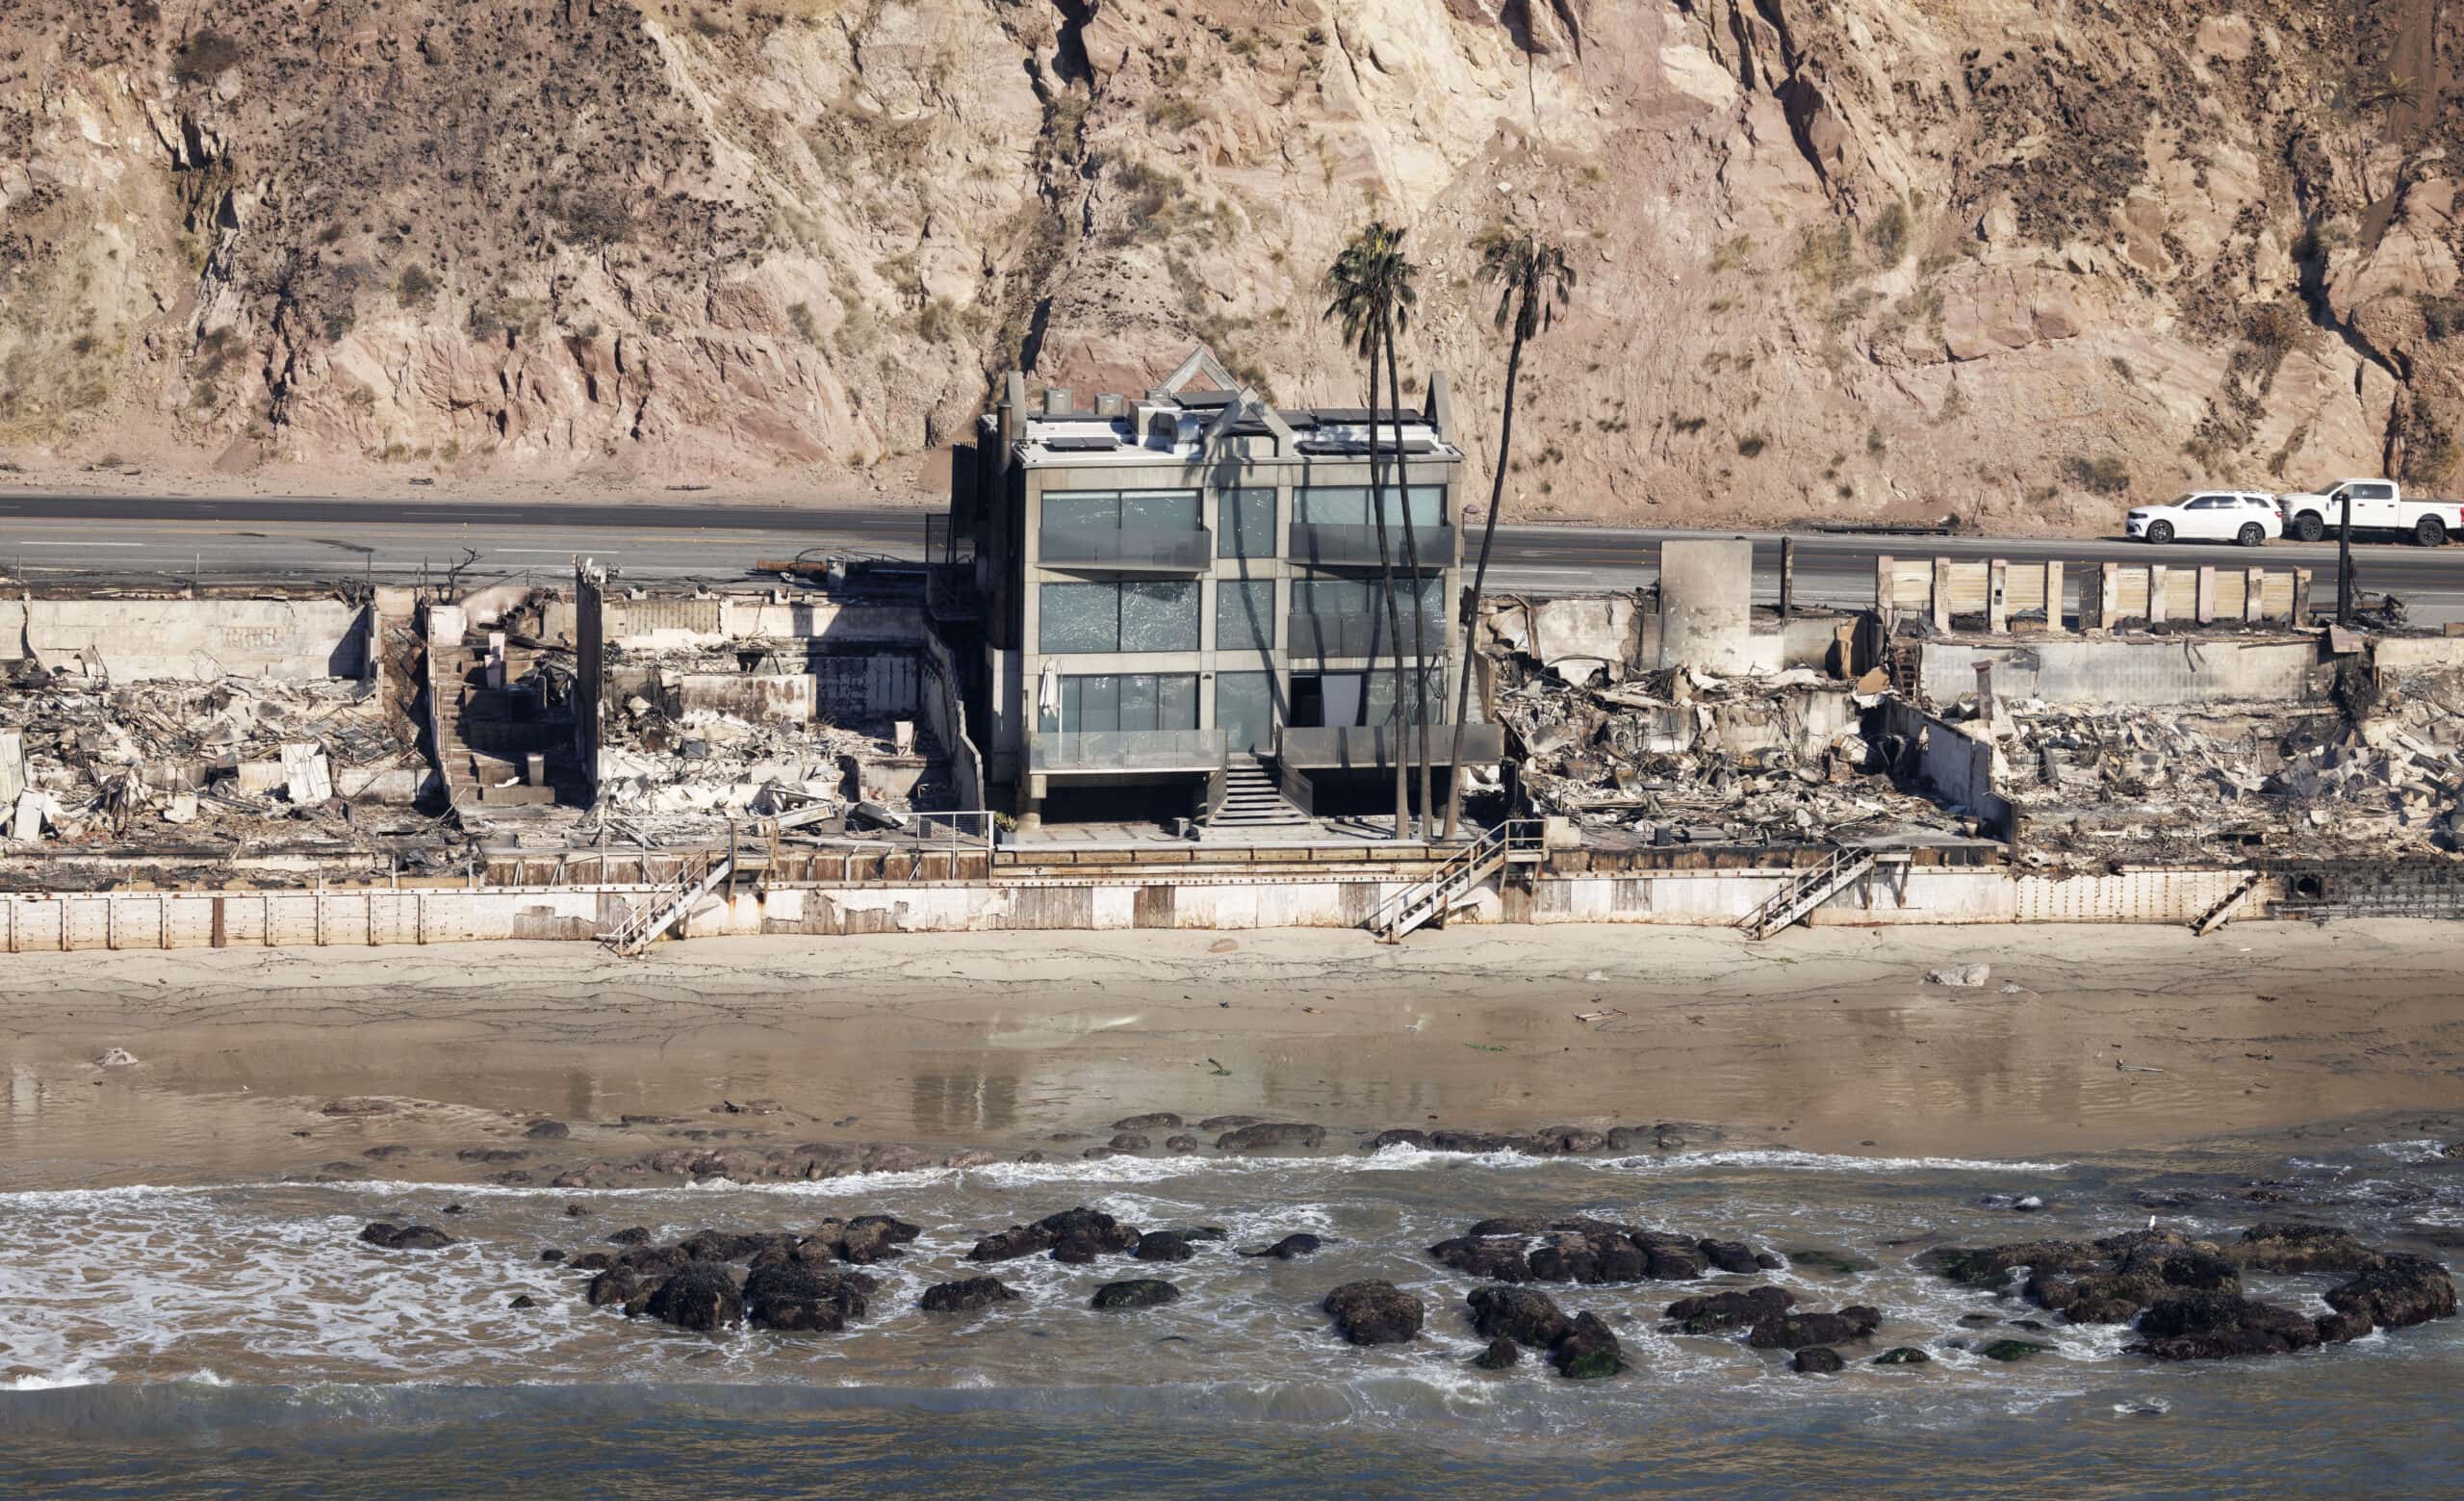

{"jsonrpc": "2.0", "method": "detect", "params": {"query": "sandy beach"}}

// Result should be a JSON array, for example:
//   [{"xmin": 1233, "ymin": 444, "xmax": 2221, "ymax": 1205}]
[{"xmin": 3, "ymin": 921, "xmax": 2458, "ymax": 1190}]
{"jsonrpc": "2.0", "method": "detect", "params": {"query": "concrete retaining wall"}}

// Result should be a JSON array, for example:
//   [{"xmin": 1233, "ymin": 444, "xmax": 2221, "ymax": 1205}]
[
  {"xmin": 1918, "ymin": 638, "xmax": 2320, "ymax": 708},
  {"xmin": 0, "ymin": 599, "xmax": 369, "ymax": 680},
  {"xmin": 0, "ymin": 862, "xmax": 2264, "ymax": 951}
]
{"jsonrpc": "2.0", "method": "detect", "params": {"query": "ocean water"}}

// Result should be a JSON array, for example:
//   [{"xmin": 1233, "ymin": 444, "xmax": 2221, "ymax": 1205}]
[{"xmin": 3, "ymin": 1136, "xmax": 2458, "ymax": 1497}]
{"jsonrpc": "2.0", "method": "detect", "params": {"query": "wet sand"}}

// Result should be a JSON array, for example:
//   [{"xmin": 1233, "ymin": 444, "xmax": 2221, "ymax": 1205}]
[{"xmin": 2, "ymin": 921, "xmax": 2460, "ymax": 1190}]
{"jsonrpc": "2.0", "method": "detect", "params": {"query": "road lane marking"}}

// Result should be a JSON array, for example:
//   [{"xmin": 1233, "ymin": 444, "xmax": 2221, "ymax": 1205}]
[{"xmin": 12, "ymin": 540, "xmax": 144, "ymax": 547}]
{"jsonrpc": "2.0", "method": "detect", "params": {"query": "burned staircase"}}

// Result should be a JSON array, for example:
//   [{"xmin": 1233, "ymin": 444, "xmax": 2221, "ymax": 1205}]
[
  {"xmin": 1367, "ymin": 819, "xmax": 1545, "ymax": 943},
  {"xmin": 430, "ymin": 635, "xmax": 581, "ymax": 816},
  {"xmin": 1737, "ymin": 846, "xmax": 1883, "ymax": 940},
  {"xmin": 1208, "ymin": 754, "xmax": 1309, "ymax": 831}
]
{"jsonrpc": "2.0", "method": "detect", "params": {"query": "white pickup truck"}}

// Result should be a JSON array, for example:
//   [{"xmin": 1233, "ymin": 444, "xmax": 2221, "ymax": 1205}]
[{"xmin": 2276, "ymin": 479, "xmax": 2464, "ymax": 546}]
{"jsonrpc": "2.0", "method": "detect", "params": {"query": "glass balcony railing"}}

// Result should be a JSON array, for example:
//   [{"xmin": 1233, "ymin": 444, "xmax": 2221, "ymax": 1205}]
[
  {"xmin": 1038, "ymin": 527, "xmax": 1213, "ymax": 571},
  {"xmin": 1285, "ymin": 612, "xmax": 1445, "ymax": 659},
  {"xmin": 1276, "ymin": 723, "xmax": 1503, "ymax": 769},
  {"xmin": 1030, "ymin": 728, "xmax": 1226, "ymax": 773},
  {"xmin": 1286, "ymin": 522, "xmax": 1451, "ymax": 568}
]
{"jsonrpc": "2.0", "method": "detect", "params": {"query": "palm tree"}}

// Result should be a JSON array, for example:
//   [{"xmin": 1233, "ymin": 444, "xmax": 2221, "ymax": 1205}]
[
  {"xmin": 1323, "ymin": 222, "xmax": 1417, "ymax": 838},
  {"xmin": 1371, "ymin": 236, "xmax": 1431, "ymax": 838},
  {"xmin": 1445, "ymin": 227, "xmax": 1575, "ymax": 841}
]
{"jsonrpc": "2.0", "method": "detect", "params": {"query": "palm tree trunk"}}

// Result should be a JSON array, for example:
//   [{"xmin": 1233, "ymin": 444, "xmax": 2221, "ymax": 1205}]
[
  {"xmin": 1383, "ymin": 311, "xmax": 1434, "ymax": 838},
  {"xmin": 1445, "ymin": 319, "xmax": 1527, "ymax": 841},
  {"xmin": 1364, "ymin": 323, "xmax": 1410, "ymax": 840}
]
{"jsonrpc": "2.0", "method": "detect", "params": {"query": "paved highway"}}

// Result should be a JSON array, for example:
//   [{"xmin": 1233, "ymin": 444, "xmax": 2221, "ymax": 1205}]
[{"xmin": 4, "ymin": 492, "xmax": 2462, "ymax": 623}]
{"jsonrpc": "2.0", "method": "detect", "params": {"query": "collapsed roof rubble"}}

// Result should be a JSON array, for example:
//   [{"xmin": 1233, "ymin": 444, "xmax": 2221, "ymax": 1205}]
[
  {"xmin": 586, "ymin": 643, "xmax": 949, "ymax": 845},
  {"xmin": 0, "ymin": 668, "xmax": 430, "ymax": 847},
  {"xmin": 1492, "ymin": 650, "xmax": 1966, "ymax": 847},
  {"xmin": 1952, "ymin": 666, "xmax": 2464, "ymax": 867}
]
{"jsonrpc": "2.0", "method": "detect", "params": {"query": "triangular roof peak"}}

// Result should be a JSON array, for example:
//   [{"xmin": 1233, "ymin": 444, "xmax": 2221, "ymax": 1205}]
[{"xmin": 1148, "ymin": 345, "xmax": 1241, "ymax": 400}]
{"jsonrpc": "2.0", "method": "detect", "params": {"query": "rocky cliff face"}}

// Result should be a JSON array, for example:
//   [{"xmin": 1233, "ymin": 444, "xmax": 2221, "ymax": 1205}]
[{"xmin": 1, "ymin": 0, "xmax": 2457, "ymax": 527}]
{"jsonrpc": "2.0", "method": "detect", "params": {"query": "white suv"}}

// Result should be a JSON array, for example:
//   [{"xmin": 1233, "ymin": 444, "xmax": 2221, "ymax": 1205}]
[{"xmin": 2125, "ymin": 491, "xmax": 2281, "ymax": 546}]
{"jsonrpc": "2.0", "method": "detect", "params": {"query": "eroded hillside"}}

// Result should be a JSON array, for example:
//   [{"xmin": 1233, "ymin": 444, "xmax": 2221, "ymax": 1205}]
[{"xmin": 0, "ymin": 0, "xmax": 2457, "ymax": 526}]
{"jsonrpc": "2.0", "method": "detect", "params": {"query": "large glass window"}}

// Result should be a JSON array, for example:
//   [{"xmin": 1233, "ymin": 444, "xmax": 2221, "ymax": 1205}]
[
  {"xmin": 1219, "ymin": 487, "xmax": 1277, "ymax": 556},
  {"xmin": 1217, "ymin": 671, "xmax": 1276, "ymax": 753},
  {"xmin": 1289, "ymin": 577, "xmax": 1443, "ymax": 656},
  {"xmin": 1295, "ymin": 485, "xmax": 1444, "ymax": 528},
  {"xmin": 1038, "ymin": 581, "xmax": 1200, "ymax": 653},
  {"xmin": 1217, "ymin": 578, "xmax": 1275, "ymax": 655},
  {"xmin": 1120, "ymin": 489, "xmax": 1201, "ymax": 531},
  {"xmin": 1120, "ymin": 581, "xmax": 1200, "ymax": 650},
  {"xmin": 1057, "ymin": 673, "xmax": 1199, "ymax": 733}
]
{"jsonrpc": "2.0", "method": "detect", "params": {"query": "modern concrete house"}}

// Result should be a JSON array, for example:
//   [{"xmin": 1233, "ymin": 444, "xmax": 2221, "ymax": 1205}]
[{"xmin": 942, "ymin": 347, "xmax": 1503, "ymax": 830}]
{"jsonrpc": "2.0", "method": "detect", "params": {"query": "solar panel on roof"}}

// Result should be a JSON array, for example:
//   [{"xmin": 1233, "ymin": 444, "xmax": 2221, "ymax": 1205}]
[
  {"xmin": 1176, "ymin": 389, "xmax": 1241, "ymax": 408},
  {"xmin": 1045, "ymin": 436, "xmax": 1119, "ymax": 452}
]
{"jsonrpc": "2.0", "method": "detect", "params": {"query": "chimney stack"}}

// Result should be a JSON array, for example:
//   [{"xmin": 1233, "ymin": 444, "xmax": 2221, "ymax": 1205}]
[
  {"xmin": 1042, "ymin": 387, "xmax": 1073, "ymax": 416},
  {"xmin": 1094, "ymin": 393, "xmax": 1125, "ymax": 417}
]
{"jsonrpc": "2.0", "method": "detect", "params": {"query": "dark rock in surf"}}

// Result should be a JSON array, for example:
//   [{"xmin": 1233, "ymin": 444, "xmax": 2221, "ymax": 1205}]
[
  {"xmin": 1746, "ymin": 1306, "xmax": 1882, "ymax": 1350},
  {"xmin": 1784, "ymin": 1248, "xmax": 1880, "ymax": 1276},
  {"xmin": 1873, "ymin": 1347, "xmax": 1932, "ymax": 1365},
  {"xmin": 1427, "ymin": 1130, "xmax": 1518, "ymax": 1154},
  {"xmin": 1109, "ymin": 1133, "xmax": 1151, "ymax": 1152},
  {"xmin": 524, "ymin": 1120, "xmax": 571, "ymax": 1140},
  {"xmin": 1368, "ymin": 1129, "xmax": 1429, "ymax": 1151},
  {"xmin": 1091, "ymin": 1279, "xmax": 1181, "ymax": 1310},
  {"xmin": 1473, "ymin": 1336, "xmax": 1521, "ymax": 1369},
  {"xmin": 1699, "ymin": 1240, "xmax": 1762, "ymax": 1275},
  {"xmin": 1172, "ymin": 1227, "xmax": 1229, "ymax": 1243},
  {"xmin": 835, "ymin": 1215, "xmax": 921, "ymax": 1265},
  {"xmin": 744, "ymin": 1262, "xmax": 867, "ymax": 1332},
  {"xmin": 568, "ymin": 1252, "xmax": 614, "ymax": 1272},
  {"xmin": 1665, "ymin": 1286, "xmax": 1795, "ymax": 1334},
  {"xmin": 2225, "ymin": 1222, "xmax": 2383, "ymax": 1274},
  {"xmin": 1549, "ymin": 1312, "xmax": 1625, "ymax": 1379},
  {"xmin": 1978, "ymin": 1338, "xmax": 2054, "ymax": 1362},
  {"xmin": 586, "ymin": 1268, "xmax": 639, "ymax": 1307},
  {"xmin": 1428, "ymin": 1235, "xmax": 1531, "ymax": 1282},
  {"xmin": 2130, "ymin": 1291, "xmax": 2321, "ymax": 1359},
  {"xmin": 1323, "ymin": 1281, "xmax": 1424, "ymax": 1345},
  {"xmin": 1215, "ymin": 1123, "xmax": 1325, "ymax": 1152},
  {"xmin": 2323, "ymin": 1254, "xmax": 2456, "ymax": 1331},
  {"xmin": 1526, "ymin": 1126, "xmax": 1607, "ymax": 1155},
  {"xmin": 643, "ymin": 1263, "xmax": 744, "ymax": 1333},
  {"xmin": 1238, "ymin": 1233, "xmax": 1322, "ymax": 1260},
  {"xmin": 1467, "ymin": 1285, "xmax": 1572, "ymax": 1349},
  {"xmin": 1527, "ymin": 1230, "xmax": 1646, "ymax": 1285},
  {"xmin": 509, "ymin": 1295, "xmax": 537, "ymax": 1309},
  {"xmin": 1134, "ymin": 1231, "xmax": 1194, "ymax": 1263},
  {"xmin": 1791, "ymin": 1346, "xmax": 1844, "ymax": 1374},
  {"xmin": 2315, "ymin": 1307, "xmax": 2375, "ymax": 1344},
  {"xmin": 1197, "ymin": 1115, "xmax": 1263, "ymax": 1132},
  {"xmin": 1920, "ymin": 1240, "xmax": 2096, "ymax": 1288},
  {"xmin": 921, "ymin": 1277, "xmax": 1018, "ymax": 1313},
  {"xmin": 358, "ymin": 1222, "xmax": 454, "ymax": 1251},
  {"xmin": 539, "ymin": 1248, "xmax": 566, "ymax": 1263},
  {"xmin": 1163, "ymin": 1135, "xmax": 1198, "ymax": 1153},
  {"xmin": 969, "ymin": 1206, "xmax": 1138, "ymax": 1263},
  {"xmin": 1113, "ymin": 1112, "xmax": 1183, "ymax": 1132},
  {"xmin": 608, "ymin": 1227, "xmax": 652, "ymax": 1246}
]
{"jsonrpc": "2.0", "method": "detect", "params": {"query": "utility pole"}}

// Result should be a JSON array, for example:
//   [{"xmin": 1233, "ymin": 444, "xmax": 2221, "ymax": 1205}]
[{"xmin": 2336, "ymin": 488, "xmax": 2356, "ymax": 626}]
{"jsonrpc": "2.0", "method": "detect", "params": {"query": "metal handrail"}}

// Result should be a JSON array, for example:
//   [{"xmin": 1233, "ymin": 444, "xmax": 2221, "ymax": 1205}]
[{"xmin": 1367, "ymin": 817, "xmax": 1542, "ymax": 938}]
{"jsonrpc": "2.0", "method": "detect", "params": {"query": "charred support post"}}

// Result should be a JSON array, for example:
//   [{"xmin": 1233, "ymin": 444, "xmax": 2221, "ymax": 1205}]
[
  {"xmin": 2245, "ymin": 566, "xmax": 2266, "ymax": 624},
  {"xmin": 1780, "ymin": 537, "xmax": 1796, "ymax": 621},
  {"xmin": 2194, "ymin": 565, "xmax": 2218, "ymax": 626},
  {"xmin": 2095, "ymin": 562, "xmax": 2119, "ymax": 633},
  {"xmin": 2337, "ymin": 491, "xmax": 2356, "ymax": 627},
  {"xmin": 1931, "ymin": 556, "xmax": 1954, "ymax": 633},
  {"xmin": 2293, "ymin": 568, "xmax": 2313, "ymax": 625},
  {"xmin": 1986, "ymin": 558, "xmax": 2009, "ymax": 634},
  {"xmin": 2148, "ymin": 565, "xmax": 2169, "ymax": 626},
  {"xmin": 1974, "ymin": 660, "xmax": 1995, "ymax": 724},
  {"xmin": 2042, "ymin": 561, "xmax": 2066, "ymax": 634}
]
